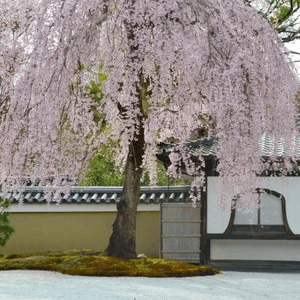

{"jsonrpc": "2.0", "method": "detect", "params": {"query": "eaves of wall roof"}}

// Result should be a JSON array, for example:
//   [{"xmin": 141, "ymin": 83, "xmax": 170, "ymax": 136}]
[
  {"xmin": 4, "ymin": 186, "xmax": 195, "ymax": 205},
  {"xmin": 158, "ymin": 133, "xmax": 300, "ymax": 158}
]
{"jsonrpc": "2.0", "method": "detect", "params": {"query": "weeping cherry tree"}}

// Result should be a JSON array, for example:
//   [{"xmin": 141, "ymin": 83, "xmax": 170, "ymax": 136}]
[{"xmin": 0, "ymin": 0, "xmax": 299, "ymax": 258}]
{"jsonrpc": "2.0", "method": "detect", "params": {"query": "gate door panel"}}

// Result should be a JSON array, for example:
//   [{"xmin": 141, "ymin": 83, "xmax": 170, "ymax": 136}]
[{"xmin": 160, "ymin": 203, "xmax": 201, "ymax": 263}]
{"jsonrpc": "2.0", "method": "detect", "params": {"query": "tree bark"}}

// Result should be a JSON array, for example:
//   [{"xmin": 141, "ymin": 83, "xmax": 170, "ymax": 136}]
[
  {"xmin": 105, "ymin": 121, "xmax": 145, "ymax": 259},
  {"xmin": 106, "ymin": 2, "xmax": 147, "ymax": 258}
]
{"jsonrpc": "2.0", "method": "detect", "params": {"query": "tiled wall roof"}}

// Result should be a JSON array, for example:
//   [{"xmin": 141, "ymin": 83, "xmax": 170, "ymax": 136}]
[
  {"xmin": 4, "ymin": 186, "xmax": 195, "ymax": 205},
  {"xmin": 260, "ymin": 133, "xmax": 300, "ymax": 157},
  {"xmin": 158, "ymin": 134, "xmax": 300, "ymax": 159},
  {"xmin": 5, "ymin": 133, "xmax": 300, "ymax": 206}
]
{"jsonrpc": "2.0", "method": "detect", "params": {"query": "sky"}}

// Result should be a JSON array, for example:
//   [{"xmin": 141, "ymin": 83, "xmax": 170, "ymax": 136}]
[{"xmin": 286, "ymin": 40, "xmax": 300, "ymax": 79}]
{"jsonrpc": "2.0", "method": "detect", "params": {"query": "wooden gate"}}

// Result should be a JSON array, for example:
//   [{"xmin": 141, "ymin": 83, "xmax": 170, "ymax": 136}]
[{"xmin": 160, "ymin": 203, "xmax": 201, "ymax": 264}]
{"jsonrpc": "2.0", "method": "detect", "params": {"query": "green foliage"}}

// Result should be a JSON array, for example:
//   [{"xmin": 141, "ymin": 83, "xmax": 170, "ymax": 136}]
[
  {"xmin": 276, "ymin": 5, "xmax": 291, "ymax": 21},
  {"xmin": 246, "ymin": 0, "xmax": 300, "ymax": 43},
  {"xmin": 85, "ymin": 64, "xmax": 108, "ymax": 103},
  {"xmin": 84, "ymin": 64, "xmax": 109, "ymax": 129},
  {"xmin": 272, "ymin": 2, "xmax": 299, "ymax": 25},
  {"xmin": 261, "ymin": 0, "xmax": 300, "ymax": 42},
  {"xmin": 0, "ymin": 249, "xmax": 220, "ymax": 277},
  {"xmin": 79, "ymin": 153, "xmax": 125, "ymax": 186},
  {"xmin": 141, "ymin": 161, "xmax": 184, "ymax": 186},
  {"xmin": 79, "ymin": 146, "xmax": 184, "ymax": 186},
  {"xmin": 81, "ymin": 64, "xmax": 185, "ymax": 187},
  {"xmin": 295, "ymin": 91, "xmax": 300, "ymax": 113},
  {"xmin": 0, "ymin": 199, "xmax": 15, "ymax": 247}
]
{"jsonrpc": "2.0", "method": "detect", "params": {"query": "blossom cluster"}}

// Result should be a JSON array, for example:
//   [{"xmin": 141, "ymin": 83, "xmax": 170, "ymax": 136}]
[{"xmin": 0, "ymin": 0, "xmax": 298, "ymax": 209}]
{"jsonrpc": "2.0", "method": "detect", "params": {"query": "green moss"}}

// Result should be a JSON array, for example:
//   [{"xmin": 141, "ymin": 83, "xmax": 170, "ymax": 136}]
[{"xmin": 0, "ymin": 249, "xmax": 220, "ymax": 277}]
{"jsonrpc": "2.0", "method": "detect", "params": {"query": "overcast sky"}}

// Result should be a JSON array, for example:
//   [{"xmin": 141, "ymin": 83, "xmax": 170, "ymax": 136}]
[{"xmin": 286, "ymin": 40, "xmax": 300, "ymax": 79}]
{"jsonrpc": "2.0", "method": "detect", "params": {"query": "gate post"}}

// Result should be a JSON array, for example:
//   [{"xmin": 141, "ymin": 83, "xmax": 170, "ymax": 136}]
[
  {"xmin": 200, "ymin": 183, "xmax": 209, "ymax": 265},
  {"xmin": 200, "ymin": 157, "xmax": 216, "ymax": 265}
]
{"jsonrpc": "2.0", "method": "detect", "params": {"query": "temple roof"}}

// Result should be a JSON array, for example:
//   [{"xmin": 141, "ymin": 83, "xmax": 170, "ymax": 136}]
[{"xmin": 158, "ymin": 133, "xmax": 300, "ymax": 159}]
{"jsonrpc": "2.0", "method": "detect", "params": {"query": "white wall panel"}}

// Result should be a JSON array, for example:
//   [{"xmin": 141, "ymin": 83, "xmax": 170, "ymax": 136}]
[
  {"xmin": 211, "ymin": 239, "xmax": 300, "ymax": 261},
  {"xmin": 207, "ymin": 177, "xmax": 232, "ymax": 234},
  {"xmin": 207, "ymin": 177, "xmax": 300, "ymax": 234},
  {"xmin": 260, "ymin": 177, "xmax": 300, "ymax": 234},
  {"xmin": 260, "ymin": 193, "xmax": 283, "ymax": 225},
  {"xmin": 234, "ymin": 201, "xmax": 258, "ymax": 225}
]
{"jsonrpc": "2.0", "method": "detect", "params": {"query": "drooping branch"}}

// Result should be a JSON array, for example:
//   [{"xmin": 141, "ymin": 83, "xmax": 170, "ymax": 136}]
[{"xmin": 0, "ymin": 0, "xmax": 298, "ymax": 211}]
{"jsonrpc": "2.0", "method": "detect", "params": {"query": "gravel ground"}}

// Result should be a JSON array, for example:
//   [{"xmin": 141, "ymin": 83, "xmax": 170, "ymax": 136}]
[{"xmin": 0, "ymin": 270, "xmax": 300, "ymax": 300}]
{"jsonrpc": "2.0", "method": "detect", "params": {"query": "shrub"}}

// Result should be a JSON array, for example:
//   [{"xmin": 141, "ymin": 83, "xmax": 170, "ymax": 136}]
[{"xmin": 0, "ymin": 198, "xmax": 15, "ymax": 247}]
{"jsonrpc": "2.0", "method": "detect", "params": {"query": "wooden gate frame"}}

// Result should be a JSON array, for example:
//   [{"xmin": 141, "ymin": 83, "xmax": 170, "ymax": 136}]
[
  {"xmin": 158, "ymin": 157, "xmax": 215, "ymax": 265},
  {"xmin": 159, "ymin": 202, "xmax": 202, "ymax": 264}
]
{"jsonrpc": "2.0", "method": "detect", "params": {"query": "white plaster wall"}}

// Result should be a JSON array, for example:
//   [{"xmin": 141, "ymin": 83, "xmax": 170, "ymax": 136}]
[
  {"xmin": 7, "ymin": 203, "xmax": 160, "ymax": 212},
  {"xmin": 207, "ymin": 177, "xmax": 232, "ymax": 234},
  {"xmin": 261, "ymin": 177, "xmax": 300, "ymax": 234},
  {"xmin": 207, "ymin": 177, "xmax": 300, "ymax": 234},
  {"xmin": 211, "ymin": 239, "xmax": 300, "ymax": 261}
]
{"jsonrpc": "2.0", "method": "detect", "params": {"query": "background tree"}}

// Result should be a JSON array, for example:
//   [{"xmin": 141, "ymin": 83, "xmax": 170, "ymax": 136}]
[
  {"xmin": 0, "ymin": 198, "xmax": 14, "ymax": 247},
  {"xmin": 247, "ymin": 0, "xmax": 300, "ymax": 42},
  {"xmin": 0, "ymin": 0, "xmax": 299, "ymax": 258},
  {"xmin": 78, "ymin": 144, "xmax": 183, "ymax": 186},
  {"xmin": 81, "ymin": 63, "xmax": 184, "ymax": 186},
  {"xmin": 248, "ymin": 0, "xmax": 300, "ymax": 62}
]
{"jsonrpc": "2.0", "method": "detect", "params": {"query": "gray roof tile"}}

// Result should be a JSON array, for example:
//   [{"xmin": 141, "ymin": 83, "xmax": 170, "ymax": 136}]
[
  {"xmin": 3, "ymin": 186, "xmax": 194, "ymax": 205},
  {"xmin": 158, "ymin": 134, "xmax": 300, "ymax": 158}
]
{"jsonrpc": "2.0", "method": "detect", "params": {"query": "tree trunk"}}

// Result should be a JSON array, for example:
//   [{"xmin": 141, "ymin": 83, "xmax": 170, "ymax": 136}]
[
  {"xmin": 106, "ymin": 4, "xmax": 147, "ymax": 258},
  {"xmin": 105, "ymin": 123, "xmax": 145, "ymax": 259}
]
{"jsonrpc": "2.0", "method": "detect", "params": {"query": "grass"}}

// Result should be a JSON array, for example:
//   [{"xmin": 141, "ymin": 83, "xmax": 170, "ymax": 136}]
[{"xmin": 0, "ymin": 249, "xmax": 220, "ymax": 277}]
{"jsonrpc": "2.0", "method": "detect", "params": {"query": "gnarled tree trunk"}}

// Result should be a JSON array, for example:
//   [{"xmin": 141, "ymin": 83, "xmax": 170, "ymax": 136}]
[
  {"xmin": 105, "ymin": 120, "xmax": 145, "ymax": 259},
  {"xmin": 106, "ymin": 3, "xmax": 149, "ymax": 258}
]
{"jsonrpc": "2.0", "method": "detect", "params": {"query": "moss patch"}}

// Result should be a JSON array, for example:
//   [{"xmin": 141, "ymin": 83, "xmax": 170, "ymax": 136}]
[{"xmin": 0, "ymin": 249, "xmax": 220, "ymax": 277}]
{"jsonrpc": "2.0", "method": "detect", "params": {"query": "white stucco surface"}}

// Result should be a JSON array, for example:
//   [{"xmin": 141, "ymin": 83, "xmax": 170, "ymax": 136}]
[
  {"xmin": 211, "ymin": 239, "xmax": 300, "ymax": 261},
  {"xmin": 207, "ymin": 177, "xmax": 300, "ymax": 234}
]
